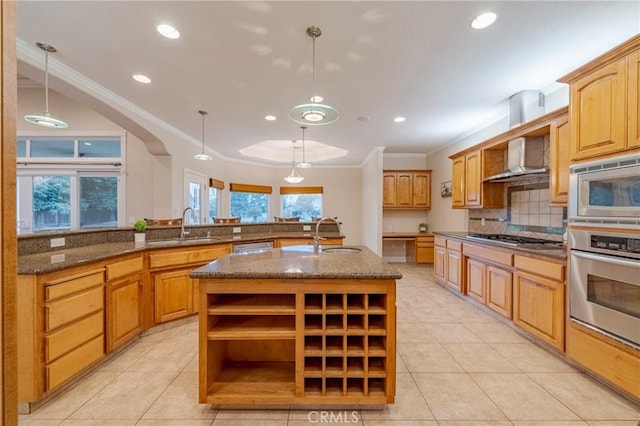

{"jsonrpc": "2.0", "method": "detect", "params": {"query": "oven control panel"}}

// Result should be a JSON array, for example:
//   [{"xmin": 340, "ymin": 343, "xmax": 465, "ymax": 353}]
[{"xmin": 591, "ymin": 235, "xmax": 640, "ymax": 254}]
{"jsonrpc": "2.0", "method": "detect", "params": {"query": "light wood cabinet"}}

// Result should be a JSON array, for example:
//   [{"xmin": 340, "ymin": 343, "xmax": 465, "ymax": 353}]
[
  {"xmin": 450, "ymin": 150, "xmax": 503, "ymax": 209},
  {"xmin": 559, "ymin": 35, "xmax": 640, "ymax": 161},
  {"xmin": 466, "ymin": 258, "xmax": 486, "ymax": 303},
  {"xmin": 148, "ymin": 244, "xmax": 232, "ymax": 325},
  {"xmin": 199, "ymin": 279, "xmax": 396, "ymax": 405},
  {"xmin": 486, "ymin": 266, "xmax": 512, "ymax": 319},
  {"xmin": 382, "ymin": 170, "xmax": 431, "ymax": 209},
  {"xmin": 462, "ymin": 243, "xmax": 513, "ymax": 319},
  {"xmin": 415, "ymin": 235, "xmax": 434, "ymax": 264},
  {"xmin": 549, "ymin": 115, "xmax": 571, "ymax": 205},
  {"xmin": 513, "ymin": 255, "xmax": 565, "ymax": 351},
  {"xmin": 628, "ymin": 49, "xmax": 640, "ymax": 149},
  {"xmin": 106, "ymin": 255, "xmax": 143, "ymax": 352},
  {"xmin": 451, "ymin": 157, "xmax": 465, "ymax": 208},
  {"xmin": 445, "ymin": 241, "xmax": 463, "ymax": 294}
]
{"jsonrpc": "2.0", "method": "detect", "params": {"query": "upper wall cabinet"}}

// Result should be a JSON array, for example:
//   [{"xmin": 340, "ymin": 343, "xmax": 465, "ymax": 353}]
[
  {"xmin": 549, "ymin": 115, "xmax": 571, "ymax": 205},
  {"xmin": 558, "ymin": 35, "xmax": 640, "ymax": 161},
  {"xmin": 383, "ymin": 170, "xmax": 431, "ymax": 209},
  {"xmin": 450, "ymin": 149, "xmax": 504, "ymax": 209}
]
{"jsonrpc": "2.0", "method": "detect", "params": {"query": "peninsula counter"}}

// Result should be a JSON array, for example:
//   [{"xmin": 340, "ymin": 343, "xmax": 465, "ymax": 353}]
[{"xmin": 190, "ymin": 245, "xmax": 401, "ymax": 406}]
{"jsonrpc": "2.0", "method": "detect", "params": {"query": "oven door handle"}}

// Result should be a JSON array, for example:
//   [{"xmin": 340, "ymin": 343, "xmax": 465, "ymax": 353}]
[{"xmin": 571, "ymin": 250, "xmax": 639, "ymax": 268}]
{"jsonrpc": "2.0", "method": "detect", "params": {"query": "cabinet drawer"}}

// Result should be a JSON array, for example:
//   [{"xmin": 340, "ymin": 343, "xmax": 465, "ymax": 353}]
[
  {"xmin": 514, "ymin": 255, "xmax": 565, "ymax": 282},
  {"xmin": 45, "ymin": 269, "xmax": 104, "ymax": 302},
  {"xmin": 46, "ymin": 286, "xmax": 104, "ymax": 332},
  {"xmin": 416, "ymin": 236, "xmax": 434, "ymax": 247},
  {"xmin": 446, "ymin": 239, "xmax": 462, "ymax": 251},
  {"xmin": 46, "ymin": 335, "xmax": 104, "ymax": 392},
  {"xmin": 106, "ymin": 257, "xmax": 143, "ymax": 281},
  {"xmin": 435, "ymin": 236, "xmax": 446, "ymax": 247},
  {"xmin": 149, "ymin": 245, "xmax": 232, "ymax": 269},
  {"xmin": 464, "ymin": 243, "xmax": 513, "ymax": 267},
  {"xmin": 45, "ymin": 310, "xmax": 103, "ymax": 362}
]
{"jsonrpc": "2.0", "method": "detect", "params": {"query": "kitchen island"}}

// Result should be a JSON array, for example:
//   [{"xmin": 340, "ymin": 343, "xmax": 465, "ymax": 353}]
[{"xmin": 190, "ymin": 245, "xmax": 401, "ymax": 406}]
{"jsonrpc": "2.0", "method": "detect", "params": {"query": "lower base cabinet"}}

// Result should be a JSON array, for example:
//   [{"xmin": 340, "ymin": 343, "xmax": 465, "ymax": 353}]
[
  {"xmin": 153, "ymin": 269, "xmax": 195, "ymax": 323},
  {"xmin": 106, "ymin": 275, "xmax": 142, "ymax": 352},
  {"xmin": 486, "ymin": 266, "xmax": 512, "ymax": 319},
  {"xmin": 513, "ymin": 257, "xmax": 565, "ymax": 351},
  {"xmin": 199, "ymin": 279, "xmax": 396, "ymax": 405}
]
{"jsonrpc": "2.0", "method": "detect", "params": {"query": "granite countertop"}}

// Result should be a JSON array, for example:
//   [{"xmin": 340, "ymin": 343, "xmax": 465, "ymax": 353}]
[
  {"xmin": 190, "ymin": 245, "xmax": 402, "ymax": 280},
  {"xmin": 18, "ymin": 232, "xmax": 344, "ymax": 275},
  {"xmin": 432, "ymin": 231, "xmax": 567, "ymax": 260}
]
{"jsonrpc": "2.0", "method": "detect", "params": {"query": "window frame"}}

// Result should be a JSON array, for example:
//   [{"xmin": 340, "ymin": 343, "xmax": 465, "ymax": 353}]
[{"xmin": 280, "ymin": 186, "xmax": 324, "ymax": 221}]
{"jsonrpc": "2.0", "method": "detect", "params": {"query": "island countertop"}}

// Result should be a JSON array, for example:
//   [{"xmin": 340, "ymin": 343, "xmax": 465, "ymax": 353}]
[{"xmin": 190, "ymin": 245, "xmax": 402, "ymax": 280}]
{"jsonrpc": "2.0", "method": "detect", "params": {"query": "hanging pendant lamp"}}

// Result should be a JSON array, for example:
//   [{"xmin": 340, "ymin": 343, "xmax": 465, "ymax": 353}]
[
  {"xmin": 194, "ymin": 110, "xmax": 213, "ymax": 160},
  {"xmin": 24, "ymin": 43, "xmax": 68, "ymax": 128},
  {"xmin": 297, "ymin": 125, "xmax": 312, "ymax": 168},
  {"xmin": 289, "ymin": 26, "xmax": 338, "ymax": 126},
  {"xmin": 284, "ymin": 140, "xmax": 304, "ymax": 183}
]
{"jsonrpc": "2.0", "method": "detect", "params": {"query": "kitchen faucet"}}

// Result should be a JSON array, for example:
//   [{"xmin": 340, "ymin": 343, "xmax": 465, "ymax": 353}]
[
  {"xmin": 314, "ymin": 217, "xmax": 341, "ymax": 253},
  {"xmin": 180, "ymin": 207, "xmax": 193, "ymax": 239}
]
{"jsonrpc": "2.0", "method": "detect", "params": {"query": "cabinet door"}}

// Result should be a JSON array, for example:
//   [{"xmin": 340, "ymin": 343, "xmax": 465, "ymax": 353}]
[
  {"xmin": 513, "ymin": 270, "xmax": 565, "ymax": 350},
  {"xmin": 628, "ymin": 50, "xmax": 640, "ymax": 149},
  {"xmin": 153, "ymin": 268, "xmax": 194, "ymax": 324},
  {"xmin": 382, "ymin": 172, "xmax": 397, "ymax": 208},
  {"xmin": 412, "ymin": 171, "xmax": 431, "ymax": 208},
  {"xmin": 451, "ymin": 157, "xmax": 465, "ymax": 208},
  {"xmin": 466, "ymin": 258, "xmax": 486, "ymax": 303},
  {"xmin": 446, "ymin": 250, "xmax": 463, "ymax": 293},
  {"xmin": 465, "ymin": 151, "xmax": 482, "ymax": 207},
  {"xmin": 549, "ymin": 116, "xmax": 571, "ymax": 205},
  {"xmin": 396, "ymin": 172, "xmax": 413, "ymax": 207},
  {"xmin": 487, "ymin": 266, "xmax": 512, "ymax": 319},
  {"xmin": 570, "ymin": 58, "xmax": 627, "ymax": 160},
  {"xmin": 434, "ymin": 246, "xmax": 446, "ymax": 280},
  {"xmin": 106, "ymin": 274, "xmax": 142, "ymax": 352}
]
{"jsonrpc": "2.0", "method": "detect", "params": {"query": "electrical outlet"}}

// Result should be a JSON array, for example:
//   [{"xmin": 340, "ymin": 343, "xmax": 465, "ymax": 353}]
[
  {"xmin": 481, "ymin": 218, "xmax": 486, "ymax": 226},
  {"xmin": 50, "ymin": 253, "xmax": 65, "ymax": 263},
  {"xmin": 50, "ymin": 237, "xmax": 65, "ymax": 248},
  {"xmin": 233, "ymin": 227, "xmax": 241, "ymax": 233},
  {"xmin": 233, "ymin": 235, "xmax": 241, "ymax": 240},
  {"xmin": 303, "ymin": 225, "xmax": 311, "ymax": 231}
]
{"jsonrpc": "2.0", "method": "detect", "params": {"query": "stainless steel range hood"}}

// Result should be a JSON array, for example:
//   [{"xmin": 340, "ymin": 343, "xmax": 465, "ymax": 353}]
[
  {"xmin": 483, "ymin": 136, "xmax": 548, "ymax": 183},
  {"xmin": 483, "ymin": 90, "xmax": 549, "ymax": 183}
]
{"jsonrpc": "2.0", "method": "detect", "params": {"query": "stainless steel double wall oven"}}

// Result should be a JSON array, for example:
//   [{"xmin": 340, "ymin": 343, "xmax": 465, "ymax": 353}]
[{"xmin": 568, "ymin": 153, "xmax": 640, "ymax": 348}]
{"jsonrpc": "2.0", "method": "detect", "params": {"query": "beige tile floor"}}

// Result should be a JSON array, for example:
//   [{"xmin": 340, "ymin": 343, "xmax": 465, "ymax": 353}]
[{"xmin": 19, "ymin": 263, "xmax": 640, "ymax": 425}]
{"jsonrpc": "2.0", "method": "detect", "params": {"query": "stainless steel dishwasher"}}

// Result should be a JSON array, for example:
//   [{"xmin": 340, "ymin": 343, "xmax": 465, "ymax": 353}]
[{"xmin": 232, "ymin": 241, "xmax": 274, "ymax": 254}]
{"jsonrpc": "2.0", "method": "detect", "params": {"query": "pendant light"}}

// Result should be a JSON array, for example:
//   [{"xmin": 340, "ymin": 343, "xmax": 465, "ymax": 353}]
[
  {"xmin": 289, "ymin": 26, "xmax": 338, "ymax": 126},
  {"xmin": 24, "ymin": 43, "xmax": 68, "ymax": 128},
  {"xmin": 297, "ymin": 125, "xmax": 311, "ymax": 168},
  {"xmin": 194, "ymin": 110, "xmax": 213, "ymax": 160},
  {"xmin": 284, "ymin": 140, "xmax": 304, "ymax": 184}
]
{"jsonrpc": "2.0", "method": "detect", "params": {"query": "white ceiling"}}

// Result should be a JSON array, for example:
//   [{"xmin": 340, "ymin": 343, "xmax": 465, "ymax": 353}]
[{"xmin": 15, "ymin": 1, "xmax": 640, "ymax": 166}]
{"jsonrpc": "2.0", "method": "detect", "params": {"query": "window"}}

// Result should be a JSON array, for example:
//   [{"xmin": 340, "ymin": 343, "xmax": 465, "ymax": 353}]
[
  {"xmin": 208, "ymin": 178, "xmax": 224, "ymax": 223},
  {"xmin": 229, "ymin": 183, "xmax": 272, "ymax": 223},
  {"xmin": 280, "ymin": 186, "xmax": 323, "ymax": 221},
  {"xmin": 17, "ymin": 134, "xmax": 124, "ymax": 234}
]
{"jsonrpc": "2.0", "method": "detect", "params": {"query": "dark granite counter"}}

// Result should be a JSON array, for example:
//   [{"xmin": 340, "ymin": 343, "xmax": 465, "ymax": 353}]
[
  {"xmin": 432, "ymin": 231, "xmax": 567, "ymax": 260},
  {"xmin": 18, "ymin": 231, "xmax": 343, "ymax": 275},
  {"xmin": 190, "ymin": 245, "xmax": 402, "ymax": 280}
]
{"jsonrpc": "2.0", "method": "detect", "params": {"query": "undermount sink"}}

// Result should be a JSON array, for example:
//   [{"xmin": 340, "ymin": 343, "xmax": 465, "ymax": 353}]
[{"xmin": 321, "ymin": 247, "xmax": 363, "ymax": 253}]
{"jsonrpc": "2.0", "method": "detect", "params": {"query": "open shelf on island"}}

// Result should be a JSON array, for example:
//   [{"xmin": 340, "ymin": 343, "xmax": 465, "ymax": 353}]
[
  {"xmin": 207, "ymin": 294, "xmax": 295, "ymax": 315},
  {"xmin": 207, "ymin": 316, "xmax": 295, "ymax": 340},
  {"xmin": 207, "ymin": 361, "xmax": 295, "ymax": 400}
]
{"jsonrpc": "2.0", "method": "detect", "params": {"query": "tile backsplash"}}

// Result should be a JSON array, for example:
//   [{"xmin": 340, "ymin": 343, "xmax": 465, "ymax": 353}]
[{"xmin": 468, "ymin": 182, "xmax": 566, "ymax": 241}]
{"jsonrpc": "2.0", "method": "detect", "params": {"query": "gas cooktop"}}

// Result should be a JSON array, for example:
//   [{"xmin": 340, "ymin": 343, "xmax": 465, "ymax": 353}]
[{"xmin": 467, "ymin": 233, "xmax": 564, "ymax": 248}]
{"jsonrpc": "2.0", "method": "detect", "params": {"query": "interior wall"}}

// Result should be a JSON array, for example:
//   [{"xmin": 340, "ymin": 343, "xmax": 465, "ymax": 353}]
[{"xmin": 360, "ymin": 147, "xmax": 384, "ymax": 254}]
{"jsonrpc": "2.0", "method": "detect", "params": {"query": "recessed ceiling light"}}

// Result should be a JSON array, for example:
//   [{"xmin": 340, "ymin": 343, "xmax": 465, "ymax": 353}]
[
  {"xmin": 157, "ymin": 24, "xmax": 180, "ymax": 39},
  {"xmin": 394, "ymin": 116, "xmax": 406, "ymax": 123},
  {"xmin": 132, "ymin": 74, "xmax": 151, "ymax": 84},
  {"xmin": 471, "ymin": 12, "xmax": 497, "ymax": 29},
  {"xmin": 310, "ymin": 95, "xmax": 323, "ymax": 103},
  {"xmin": 265, "ymin": 115, "xmax": 277, "ymax": 121}
]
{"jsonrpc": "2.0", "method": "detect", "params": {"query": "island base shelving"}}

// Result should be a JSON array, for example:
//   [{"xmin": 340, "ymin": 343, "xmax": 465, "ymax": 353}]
[{"xmin": 198, "ymin": 279, "xmax": 397, "ymax": 405}]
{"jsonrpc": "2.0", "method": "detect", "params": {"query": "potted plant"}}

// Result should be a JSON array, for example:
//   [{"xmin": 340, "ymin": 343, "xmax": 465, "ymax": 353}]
[
  {"xmin": 133, "ymin": 219, "xmax": 147, "ymax": 243},
  {"xmin": 418, "ymin": 223, "xmax": 428, "ymax": 233}
]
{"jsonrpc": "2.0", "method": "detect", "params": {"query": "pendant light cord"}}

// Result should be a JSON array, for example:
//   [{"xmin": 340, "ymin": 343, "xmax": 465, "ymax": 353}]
[
  {"xmin": 301, "ymin": 126, "xmax": 307, "ymax": 163},
  {"xmin": 311, "ymin": 34, "xmax": 316, "ymax": 107}
]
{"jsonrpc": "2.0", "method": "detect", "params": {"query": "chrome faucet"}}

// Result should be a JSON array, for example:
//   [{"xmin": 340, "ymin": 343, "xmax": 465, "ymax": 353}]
[
  {"xmin": 314, "ymin": 217, "xmax": 341, "ymax": 253},
  {"xmin": 180, "ymin": 207, "xmax": 193, "ymax": 239}
]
